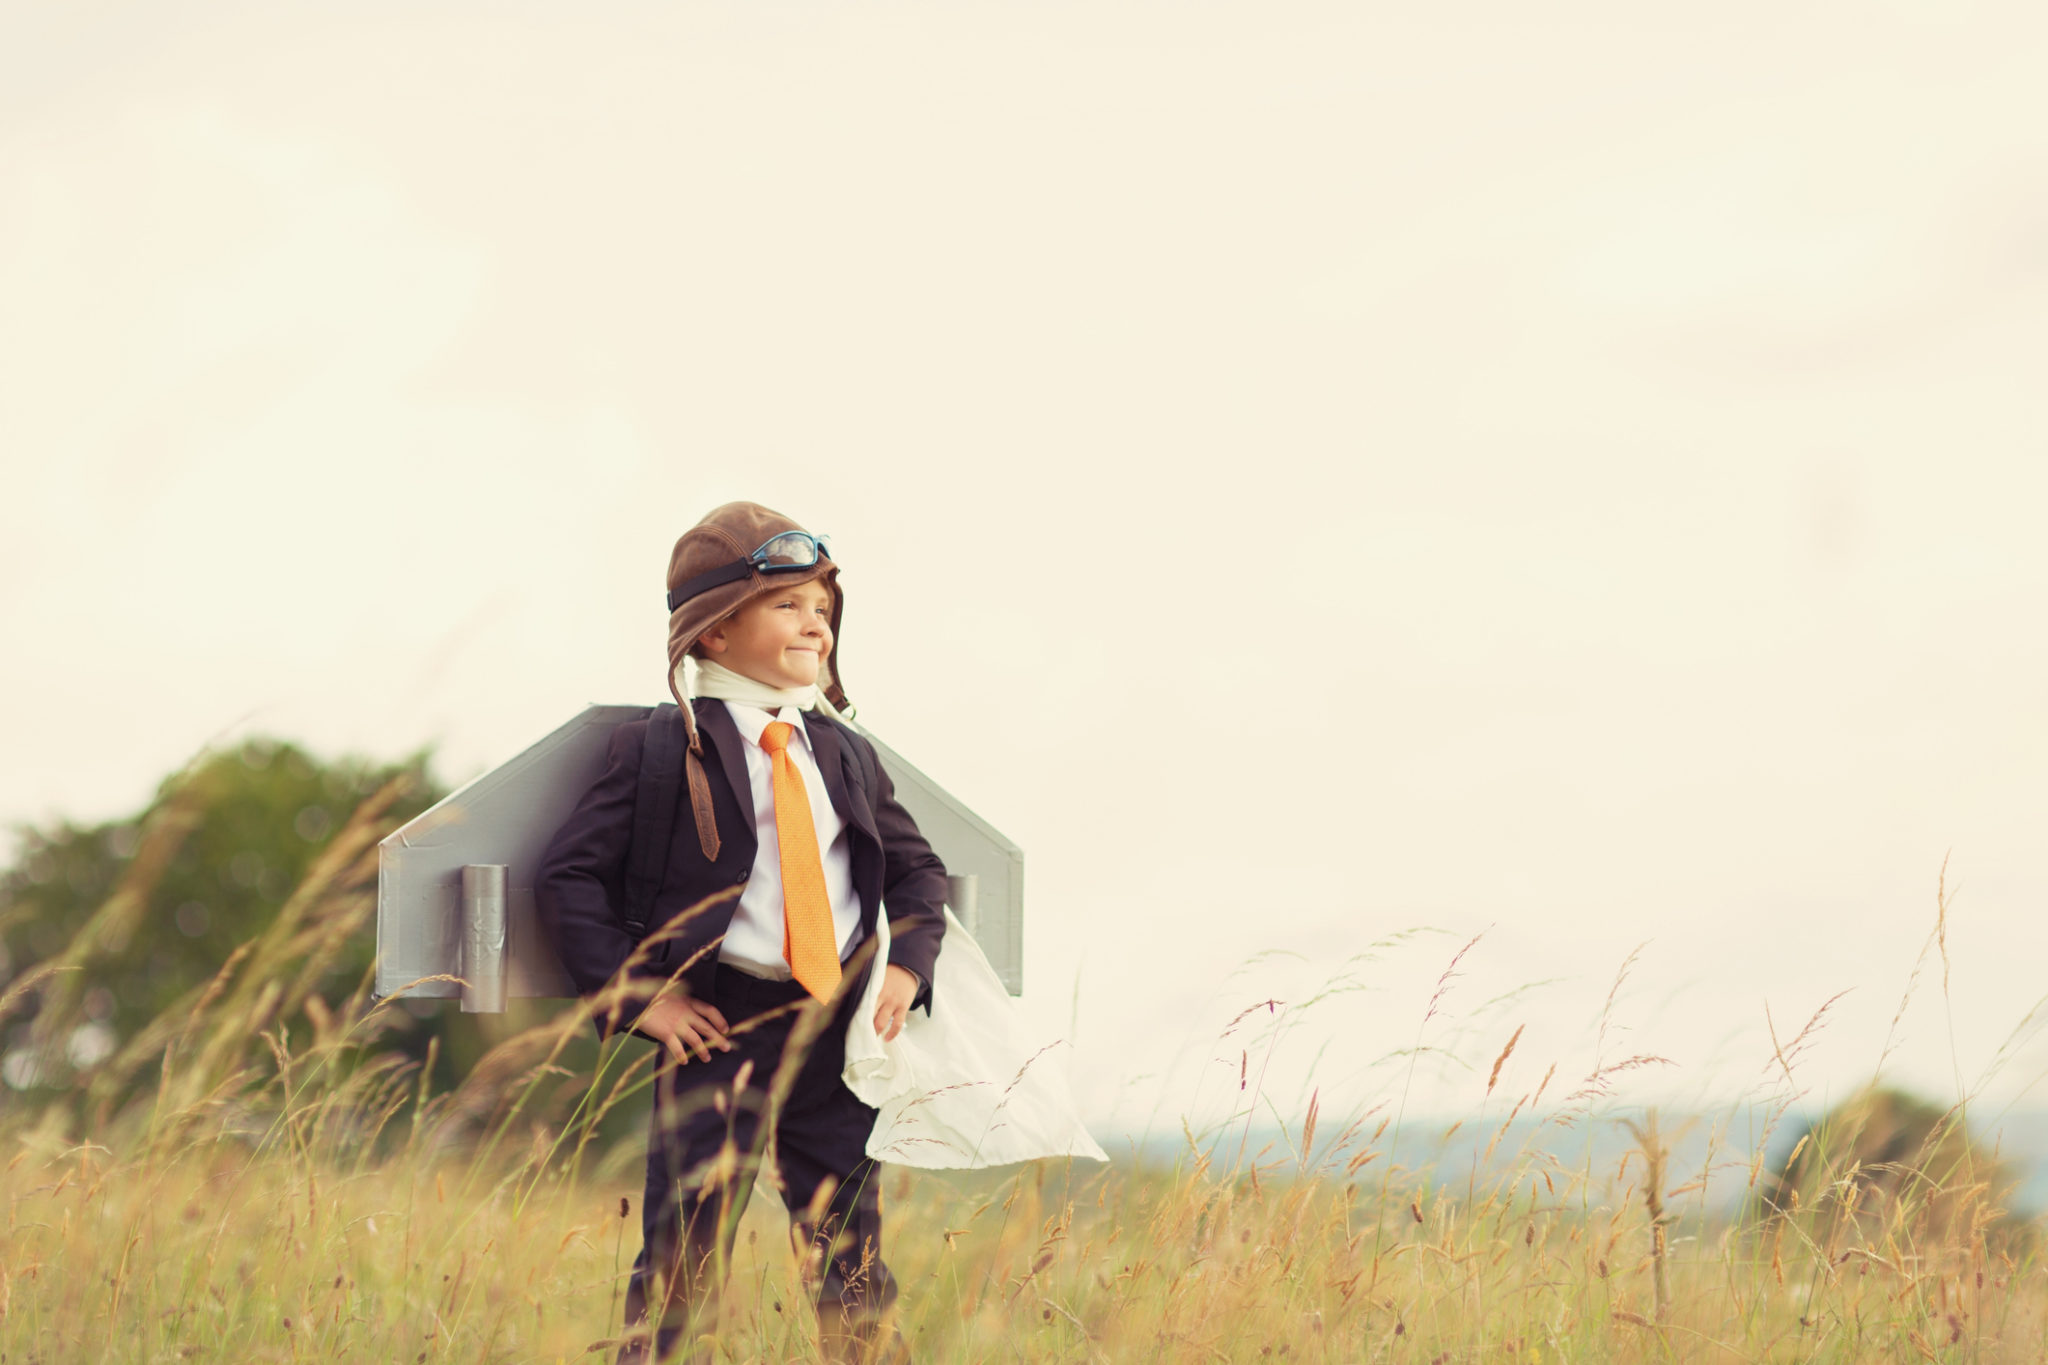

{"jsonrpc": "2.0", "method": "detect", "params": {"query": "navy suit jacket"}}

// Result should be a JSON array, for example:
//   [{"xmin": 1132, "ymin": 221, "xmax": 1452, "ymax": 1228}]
[{"xmin": 535, "ymin": 699, "xmax": 948, "ymax": 1038}]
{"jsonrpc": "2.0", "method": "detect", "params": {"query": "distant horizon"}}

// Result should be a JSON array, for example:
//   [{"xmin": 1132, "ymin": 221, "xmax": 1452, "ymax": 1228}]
[{"xmin": 1111, "ymin": 1101, "xmax": 2048, "ymax": 1218}]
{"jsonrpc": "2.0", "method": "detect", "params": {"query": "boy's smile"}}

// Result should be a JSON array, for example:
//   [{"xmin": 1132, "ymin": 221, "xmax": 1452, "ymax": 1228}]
[{"xmin": 695, "ymin": 577, "xmax": 835, "ymax": 691}]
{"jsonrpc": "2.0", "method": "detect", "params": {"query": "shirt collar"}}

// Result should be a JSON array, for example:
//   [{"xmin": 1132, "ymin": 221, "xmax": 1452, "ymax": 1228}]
[{"xmin": 722, "ymin": 701, "xmax": 813, "ymax": 754}]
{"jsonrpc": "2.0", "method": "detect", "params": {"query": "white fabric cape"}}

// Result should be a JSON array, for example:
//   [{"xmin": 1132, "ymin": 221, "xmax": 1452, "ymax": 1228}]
[
  {"xmin": 683, "ymin": 656, "xmax": 1104, "ymax": 1168},
  {"xmin": 845, "ymin": 909, "xmax": 1108, "ymax": 1168}
]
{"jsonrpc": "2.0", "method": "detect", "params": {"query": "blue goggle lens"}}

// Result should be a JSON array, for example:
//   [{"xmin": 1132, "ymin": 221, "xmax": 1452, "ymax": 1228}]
[{"xmin": 753, "ymin": 531, "xmax": 829, "ymax": 569}]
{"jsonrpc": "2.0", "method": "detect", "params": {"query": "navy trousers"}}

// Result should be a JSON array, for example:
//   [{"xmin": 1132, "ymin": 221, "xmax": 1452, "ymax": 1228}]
[{"xmin": 621, "ymin": 964, "xmax": 896, "ymax": 1361}]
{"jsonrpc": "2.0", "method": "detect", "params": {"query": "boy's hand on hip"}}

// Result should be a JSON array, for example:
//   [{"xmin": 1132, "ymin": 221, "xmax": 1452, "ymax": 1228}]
[
  {"xmin": 639, "ymin": 993, "xmax": 731, "ymax": 1065},
  {"xmin": 873, "ymin": 964, "xmax": 919, "ymax": 1042}
]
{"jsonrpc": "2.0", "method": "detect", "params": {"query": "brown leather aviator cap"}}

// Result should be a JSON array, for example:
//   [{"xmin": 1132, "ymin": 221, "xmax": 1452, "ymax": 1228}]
[{"xmin": 662, "ymin": 501, "xmax": 847, "ymax": 859}]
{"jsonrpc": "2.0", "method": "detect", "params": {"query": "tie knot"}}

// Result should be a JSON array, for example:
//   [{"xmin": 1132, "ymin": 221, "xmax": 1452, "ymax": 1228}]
[{"xmin": 760, "ymin": 720, "xmax": 795, "ymax": 754}]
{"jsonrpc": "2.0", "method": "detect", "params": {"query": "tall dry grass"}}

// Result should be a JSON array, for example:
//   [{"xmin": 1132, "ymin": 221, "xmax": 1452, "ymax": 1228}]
[{"xmin": 3, "ymin": 780, "xmax": 2044, "ymax": 1362}]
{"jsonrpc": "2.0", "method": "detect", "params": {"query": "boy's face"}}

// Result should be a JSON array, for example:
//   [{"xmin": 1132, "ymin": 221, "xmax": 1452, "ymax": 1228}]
[{"xmin": 696, "ymin": 577, "xmax": 835, "ymax": 691}]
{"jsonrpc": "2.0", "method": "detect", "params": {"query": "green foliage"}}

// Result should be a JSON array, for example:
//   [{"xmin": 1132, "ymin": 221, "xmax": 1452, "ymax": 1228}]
[{"xmin": 0, "ymin": 736, "xmax": 444, "ymax": 1102}]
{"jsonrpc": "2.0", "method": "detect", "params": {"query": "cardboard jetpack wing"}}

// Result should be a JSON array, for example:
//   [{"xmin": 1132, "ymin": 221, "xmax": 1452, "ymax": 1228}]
[{"xmin": 374, "ymin": 704, "xmax": 1025, "ymax": 1011}]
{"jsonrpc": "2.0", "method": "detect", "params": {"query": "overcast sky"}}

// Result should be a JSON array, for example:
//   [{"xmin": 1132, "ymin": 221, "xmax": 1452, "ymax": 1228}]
[{"xmin": 4, "ymin": 0, "xmax": 2046, "ymax": 1143}]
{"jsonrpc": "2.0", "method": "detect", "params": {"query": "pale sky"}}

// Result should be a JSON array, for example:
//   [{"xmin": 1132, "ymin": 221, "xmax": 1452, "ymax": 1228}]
[{"xmin": 4, "ymin": 1, "xmax": 2046, "ymax": 1142}]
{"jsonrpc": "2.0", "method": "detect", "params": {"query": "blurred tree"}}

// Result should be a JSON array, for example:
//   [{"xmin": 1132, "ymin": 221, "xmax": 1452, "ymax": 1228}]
[
  {"xmin": 0, "ymin": 737, "xmax": 444, "ymax": 1100},
  {"xmin": 1754, "ymin": 1085, "xmax": 2030, "ymax": 1254},
  {"xmin": 1, "ymin": 735, "xmax": 654, "ymax": 1150}
]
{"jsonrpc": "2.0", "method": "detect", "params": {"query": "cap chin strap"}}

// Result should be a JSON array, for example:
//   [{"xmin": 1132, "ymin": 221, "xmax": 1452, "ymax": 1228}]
[{"xmin": 660, "ymin": 685, "xmax": 721, "ymax": 863}]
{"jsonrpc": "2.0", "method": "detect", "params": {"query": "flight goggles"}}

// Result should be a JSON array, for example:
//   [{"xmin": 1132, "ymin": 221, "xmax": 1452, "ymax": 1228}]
[{"xmin": 666, "ymin": 530, "xmax": 833, "ymax": 613}]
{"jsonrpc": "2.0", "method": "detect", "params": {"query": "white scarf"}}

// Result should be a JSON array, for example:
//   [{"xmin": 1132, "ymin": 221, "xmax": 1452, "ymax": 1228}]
[{"xmin": 679, "ymin": 656, "xmax": 817, "ymax": 710}]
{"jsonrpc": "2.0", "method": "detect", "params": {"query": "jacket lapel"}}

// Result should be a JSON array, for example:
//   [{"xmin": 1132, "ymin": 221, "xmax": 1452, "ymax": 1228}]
[
  {"xmin": 694, "ymin": 699, "xmax": 757, "ymax": 834},
  {"xmin": 804, "ymin": 712, "xmax": 877, "ymax": 842}
]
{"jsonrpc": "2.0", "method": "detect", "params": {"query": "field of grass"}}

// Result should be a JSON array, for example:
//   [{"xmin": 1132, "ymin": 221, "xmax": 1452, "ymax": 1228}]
[{"xmin": 4, "ymin": 776, "xmax": 2044, "ymax": 1362}]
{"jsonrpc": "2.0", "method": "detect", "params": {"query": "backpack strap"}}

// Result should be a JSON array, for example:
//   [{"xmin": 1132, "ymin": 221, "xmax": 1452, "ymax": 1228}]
[{"xmin": 622, "ymin": 703, "xmax": 686, "ymax": 940}]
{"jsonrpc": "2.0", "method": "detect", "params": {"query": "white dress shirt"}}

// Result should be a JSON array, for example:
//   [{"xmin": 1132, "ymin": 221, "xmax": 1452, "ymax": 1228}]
[{"xmin": 718, "ymin": 702, "xmax": 865, "ymax": 979}]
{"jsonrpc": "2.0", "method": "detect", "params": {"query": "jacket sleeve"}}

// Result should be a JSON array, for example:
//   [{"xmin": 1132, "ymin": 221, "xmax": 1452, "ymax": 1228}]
[
  {"xmin": 535, "ymin": 718, "xmax": 661, "ymax": 1035},
  {"xmin": 864, "ymin": 735, "xmax": 949, "ymax": 1013}
]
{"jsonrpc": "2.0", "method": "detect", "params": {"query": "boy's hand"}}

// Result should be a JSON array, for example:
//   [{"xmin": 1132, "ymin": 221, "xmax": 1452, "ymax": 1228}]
[
  {"xmin": 873, "ymin": 964, "xmax": 919, "ymax": 1042},
  {"xmin": 638, "ymin": 993, "xmax": 731, "ymax": 1065}
]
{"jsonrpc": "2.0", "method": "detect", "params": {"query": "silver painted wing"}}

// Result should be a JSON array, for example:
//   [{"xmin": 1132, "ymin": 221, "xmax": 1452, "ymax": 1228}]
[{"xmin": 374, "ymin": 704, "xmax": 1025, "ymax": 1006}]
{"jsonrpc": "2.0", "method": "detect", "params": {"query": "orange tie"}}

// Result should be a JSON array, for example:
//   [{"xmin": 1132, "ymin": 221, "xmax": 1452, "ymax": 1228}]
[{"xmin": 758, "ymin": 721, "xmax": 842, "ymax": 1001}]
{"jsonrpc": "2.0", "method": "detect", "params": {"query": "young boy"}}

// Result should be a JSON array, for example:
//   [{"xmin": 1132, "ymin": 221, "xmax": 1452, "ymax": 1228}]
[{"xmin": 536, "ymin": 502, "xmax": 947, "ymax": 1363}]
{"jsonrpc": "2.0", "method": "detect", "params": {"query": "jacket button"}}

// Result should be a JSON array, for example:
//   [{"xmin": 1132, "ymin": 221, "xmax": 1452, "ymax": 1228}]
[{"xmin": 733, "ymin": 872, "xmax": 747, "ymax": 885}]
